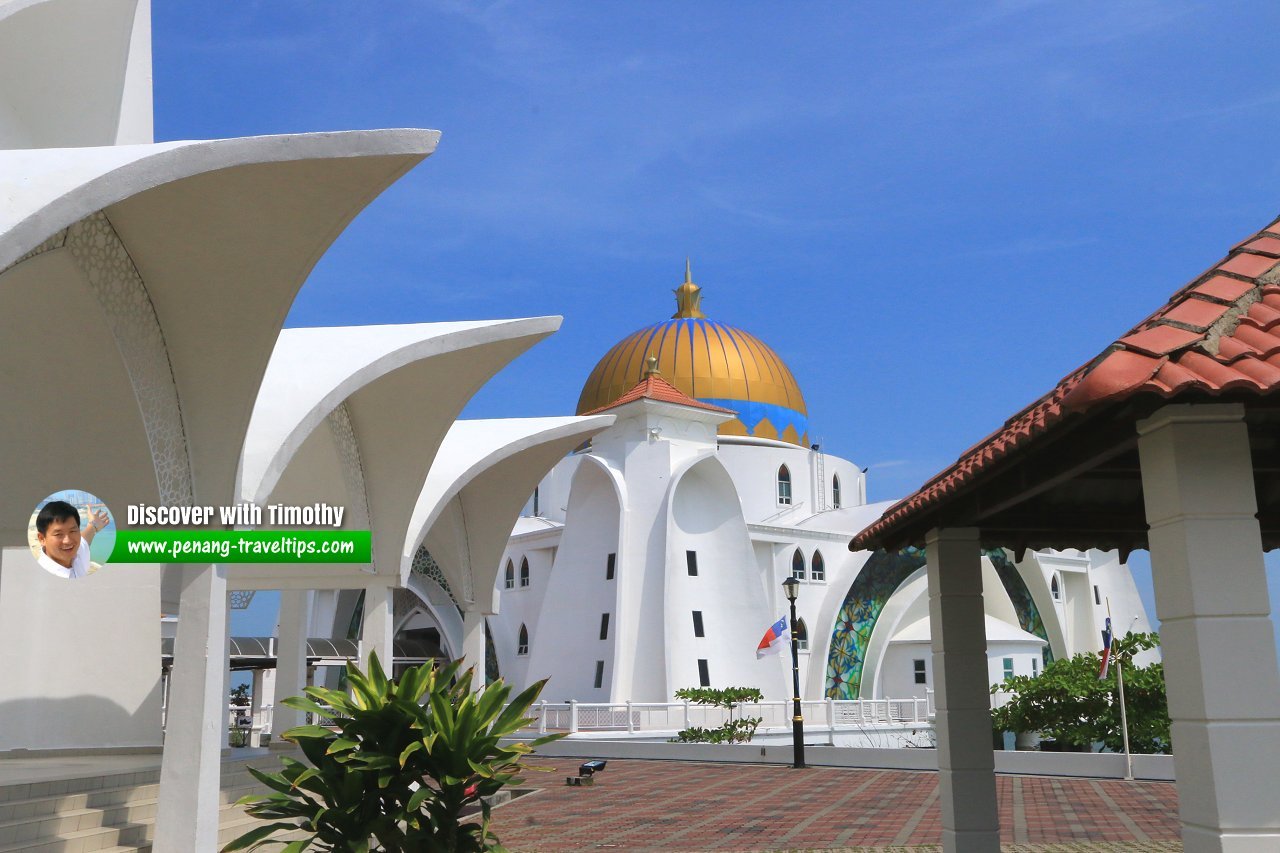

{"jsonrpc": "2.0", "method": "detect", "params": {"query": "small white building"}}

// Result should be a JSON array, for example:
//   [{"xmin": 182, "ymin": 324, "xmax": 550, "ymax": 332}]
[{"xmin": 486, "ymin": 268, "xmax": 1154, "ymax": 703}]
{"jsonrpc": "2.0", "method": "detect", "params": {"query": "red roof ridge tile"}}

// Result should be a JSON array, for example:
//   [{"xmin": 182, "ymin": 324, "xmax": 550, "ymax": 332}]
[
  {"xmin": 850, "ymin": 212, "xmax": 1280, "ymax": 552},
  {"xmin": 580, "ymin": 373, "xmax": 737, "ymax": 417}
]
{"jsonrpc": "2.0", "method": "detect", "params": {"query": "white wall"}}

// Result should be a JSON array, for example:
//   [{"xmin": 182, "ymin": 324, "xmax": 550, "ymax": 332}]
[
  {"xmin": 0, "ymin": 546, "xmax": 162, "ymax": 751},
  {"xmin": 525, "ymin": 459, "xmax": 622, "ymax": 701},
  {"xmin": 666, "ymin": 457, "xmax": 784, "ymax": 698}
]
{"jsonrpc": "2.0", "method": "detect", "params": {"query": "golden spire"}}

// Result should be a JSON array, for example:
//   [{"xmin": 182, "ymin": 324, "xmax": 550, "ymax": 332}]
[
  {"xmin": 672, "ymin": 257, "xmax": 706, "ymax": 319},
  {"xmin": 645, "ymin": 355, "xmax": 660, "ymax": 377}
]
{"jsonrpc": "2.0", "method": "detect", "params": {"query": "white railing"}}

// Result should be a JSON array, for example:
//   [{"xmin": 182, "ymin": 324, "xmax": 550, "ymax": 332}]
[{"xmin": 521, "ymin": 695, "xmax": 933, "ymax": 735}]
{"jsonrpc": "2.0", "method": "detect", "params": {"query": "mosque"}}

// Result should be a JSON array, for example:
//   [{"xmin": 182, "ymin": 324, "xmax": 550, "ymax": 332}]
[{"xmin": 484, "ymin": 265, "xmax": 1154, "ymax": 703}]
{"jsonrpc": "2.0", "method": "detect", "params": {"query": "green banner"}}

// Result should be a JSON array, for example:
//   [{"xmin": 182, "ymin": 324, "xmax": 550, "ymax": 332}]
[{"xmin": 108, "ymin": 530, "xmax": 372, "ymax": 563}]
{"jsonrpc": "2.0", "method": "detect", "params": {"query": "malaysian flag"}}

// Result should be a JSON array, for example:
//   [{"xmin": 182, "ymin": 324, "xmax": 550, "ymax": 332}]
[
  {"xmin": 1098, "ymin": 616, "xmax": 1114, "ymax": 680},
  {"xmin": 756, "ymin": 616, "xmax": 790, "ymax": 659}
]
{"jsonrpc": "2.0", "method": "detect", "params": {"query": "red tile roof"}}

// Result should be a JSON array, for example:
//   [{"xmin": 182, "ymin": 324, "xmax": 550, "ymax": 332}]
[
  {"xmin": 851, "ymin": 214, "xmax": 1280, "ymax": 551},
  {"xmin": 581, "ymin": 372, "xmax": 737, "ymax": 416}
]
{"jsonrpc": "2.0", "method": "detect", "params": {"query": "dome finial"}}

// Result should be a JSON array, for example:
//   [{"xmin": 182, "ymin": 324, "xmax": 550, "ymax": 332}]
[
  {"xmin": 672, "ymin": 258, "xmax": 706, "ymax": 319},
  {"xmin": 645, "ymin": 355, "xmax": 660, "ymax": 377}
]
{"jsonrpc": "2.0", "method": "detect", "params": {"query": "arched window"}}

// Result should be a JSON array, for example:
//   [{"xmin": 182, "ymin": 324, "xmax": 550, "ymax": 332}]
[
  {"xmin": 504, "ymin": 559, "xmax": 515, "ymax": 590},
  {"xmin": 517, "ymin": 624, "xmax": 529, "ymax": 656},
  {"xmin": 791, "ymin": 548, "xmax": 805, "ymax": 581},
  {"xmin": 811, "ymin": 550, "xmax": 825, "ymax": 582},
  {"xmin": 777, "ymin": 465, "xmax": 792, "ymax": 505},
  {"xmin": 519, "ymin": 557, "xmax": 530, "ymax": 588},
  {"xmin": 832, "ymin": 475, "xmax": 841, "ymax": 509},
  {"xmin": 795, "ymin": 619, "xmax": 809, "ymax": 652},
  {"xmin": 1051, "ymin": 574, "xmax": 1061, "ymax": 601}
]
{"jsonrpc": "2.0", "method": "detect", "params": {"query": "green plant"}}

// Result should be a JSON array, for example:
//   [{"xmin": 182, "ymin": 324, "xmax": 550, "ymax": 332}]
[
  {"xmin": 991, "ymin": 631, "xmax": 1169, "ymax": 754},
  {"xmin": 222, "ymin": 653, "xmax": 560, "ymax": 852},
  {"xmin": 670, "ymin": 686, "xmax": 764, "ymax": 744}
]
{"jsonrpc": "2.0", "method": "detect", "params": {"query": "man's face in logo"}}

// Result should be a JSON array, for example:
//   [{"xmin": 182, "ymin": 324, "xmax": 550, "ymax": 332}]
[{"xmin": 38, "ymin": 517, "xmax": 81, "ymax": 568}]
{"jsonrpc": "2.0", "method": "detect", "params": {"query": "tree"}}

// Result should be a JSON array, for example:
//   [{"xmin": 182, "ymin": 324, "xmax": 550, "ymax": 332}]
[
  {"xmin": 222, "ymin": 653, "xmax": 560, "ymax": 852},
  {"xmin": 669, "ymin": 686, "xmax": 764, "ymax": 744},
  {"xmin": 990, "ymin": 632, "xmax": 1169, "ymax": 754},
  {"xmin": 230, "ymin": 683, "xmax": 251, "ymax": 706}
]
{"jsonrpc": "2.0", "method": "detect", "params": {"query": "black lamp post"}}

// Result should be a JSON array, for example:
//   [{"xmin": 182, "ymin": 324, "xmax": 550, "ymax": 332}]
[{"xmin": 782, "ymin": 576, "xmax": 805, "ymax": 769}]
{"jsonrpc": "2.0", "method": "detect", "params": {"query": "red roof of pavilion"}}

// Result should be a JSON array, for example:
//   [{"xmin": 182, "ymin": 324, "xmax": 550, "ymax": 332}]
[
  {"xmin": 581, "ymin": 372, "xmax": 737, "ymax": 416},
  {"xmin": 851, "ymin": 214, "xmax": 1280, "ymax": 551}
]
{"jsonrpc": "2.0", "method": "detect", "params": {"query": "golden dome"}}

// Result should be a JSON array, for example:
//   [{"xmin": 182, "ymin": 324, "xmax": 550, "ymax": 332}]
[{"xmin": 576, "ymin": 264, "xmax": 809, "ymax": 445}]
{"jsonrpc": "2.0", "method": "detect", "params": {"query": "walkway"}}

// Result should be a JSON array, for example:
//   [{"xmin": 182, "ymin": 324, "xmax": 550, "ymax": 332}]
[{"xmin": 488, "ymin": 758, "xmax": 1181, "ymax": 852}]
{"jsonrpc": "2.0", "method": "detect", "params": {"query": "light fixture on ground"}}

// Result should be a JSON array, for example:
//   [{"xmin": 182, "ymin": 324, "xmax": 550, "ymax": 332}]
[{"xmin": 782, "ymin": 576, "xmax": 805, "ymax": 769}]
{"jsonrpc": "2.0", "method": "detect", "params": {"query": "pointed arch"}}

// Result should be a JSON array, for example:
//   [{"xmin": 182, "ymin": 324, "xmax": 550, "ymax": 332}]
[
  {"xmin": 519, "ymin": 556, "xmax": 530, "ymax": 587},
  {"xmin": 832, "ymin": 474, "xmax": 841, "ymax": 509},
  {"xmin": 504, "ymin": 559, "xmax": 514, "ymax": 590},
  {"xmin": 795, "ymin": 618, "xmax": 809, "ymax": 652},
  {"xmin": 791, "ymin": 548, "xmax": 805, "ymax": 581},
  {"xmin": 811, "ymin": 549, "xmax": 826, "ymax": 582},
  {"xmin": 777, "ymin": 464, "xmax": 792, "ymax": 505},
  {"xmin": 517, "ymin": 624, "xmax": 529, "ymax": 656}
]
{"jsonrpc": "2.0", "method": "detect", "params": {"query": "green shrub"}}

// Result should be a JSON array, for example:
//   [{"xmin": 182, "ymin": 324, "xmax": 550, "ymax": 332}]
[
  {"xmin": 222, "ymin": 653, "xmax": 560, "ymax": 852},
  {"xmin": 670, "ymin": 686, "xmax": 764, "ymax": 744},
  {"xmin": 991, "ymin": 632, "xmax": 1169, "ymax": 754}
]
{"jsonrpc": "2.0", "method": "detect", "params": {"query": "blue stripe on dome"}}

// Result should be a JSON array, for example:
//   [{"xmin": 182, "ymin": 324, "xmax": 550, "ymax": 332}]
[{"xmin": 698, "ymin": 397, "xmax": 808, "ymax": 439}]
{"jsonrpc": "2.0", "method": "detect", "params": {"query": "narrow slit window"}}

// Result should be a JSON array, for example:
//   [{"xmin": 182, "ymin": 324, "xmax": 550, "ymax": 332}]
[
  {"xmin": 832, "ymin": 474, "xmax": 841, "ymax": 509},
  {"xmin": 1051, "ymin": 575, "xmax": 1061, "ymax": 601},
  {"xmin": 686, "ymin": 550, "xmax": 698, "ymax": 576},
  {"xmin": 692, "ymin": 610, "xmax": 704, "ymax": 637},
  {"xmin": 1093, "ymin": 584, "xmax": 1101, "ymax": 605},
  {"xmin": 599, "ymin": 613, "xmax": 610, "ymax": 640},
  {"xmin": 606, "ymin": 552, "xmax": 616, "ymax": 580},
  {"xmin": 697, "ymin": 659, "xmax": 710, "ymax": 687},
  {"xmin": 594, "ymin": 660, "xmax": 604, "ymax": 689}
]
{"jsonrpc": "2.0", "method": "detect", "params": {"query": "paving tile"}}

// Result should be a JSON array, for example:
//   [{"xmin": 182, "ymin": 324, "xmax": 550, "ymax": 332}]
[{"xmin": 483, "ymin": 758, "xmax": 1180, "ymax": 852}]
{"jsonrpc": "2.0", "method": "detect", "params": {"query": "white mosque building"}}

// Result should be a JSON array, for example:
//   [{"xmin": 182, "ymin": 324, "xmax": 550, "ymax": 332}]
[{"xmin": 485, "ymin": 267, "xmax": 1154, "ymax": 703}]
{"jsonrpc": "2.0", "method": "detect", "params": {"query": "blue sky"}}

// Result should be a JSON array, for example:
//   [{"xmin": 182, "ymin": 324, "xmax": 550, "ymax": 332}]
[{"xmin": 150, "ymin": 2, "xmax": 1280, "ymax": 647}]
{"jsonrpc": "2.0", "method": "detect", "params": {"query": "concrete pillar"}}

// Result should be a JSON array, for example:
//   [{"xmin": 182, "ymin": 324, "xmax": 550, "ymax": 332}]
[
  {"xmin": 462, "ymin": 608, "xmax": 486, "ymax": 691},
  {"xmin": 1137, "ymin": 403, "xmax": 1280, "ymax": 852},
  {"xmin": 250, "ymin": 668, "xmax": 266, "ymax": 747},
  {"xmin": 154, "ymin": 564, "xmax": 228, "ymax": 853},
  {"xmin": 361, "ymin": 583, "xmax": 394, "ymax": 674},
  {"xmin": 926, "ymin": 527, "xmax": 1000, "ymax": 853},
  {"xmin": 220, "ymin": 592, "xmax": 233, "ymax": 749},
  {"xmin": 271, "ymin": 589, "xmax": 309, "ymax": 742}
]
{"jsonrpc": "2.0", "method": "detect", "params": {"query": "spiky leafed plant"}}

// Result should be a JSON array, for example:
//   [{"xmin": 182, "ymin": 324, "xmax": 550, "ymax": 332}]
[{"xmin": 222, "ymin": 653, "xmax": 560, "ymax": 852}]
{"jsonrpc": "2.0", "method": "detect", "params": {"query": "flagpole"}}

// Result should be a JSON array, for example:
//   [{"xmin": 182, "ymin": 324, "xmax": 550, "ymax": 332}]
[{"xmin": 1107, "ymin": 598, "xmax": 1133, "ymax": 781}]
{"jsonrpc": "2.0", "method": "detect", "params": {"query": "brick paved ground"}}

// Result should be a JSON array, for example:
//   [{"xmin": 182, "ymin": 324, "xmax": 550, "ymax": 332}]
[{"xmin": 487, "ymin": 758, "xmax": 1181, "ymax": 852}]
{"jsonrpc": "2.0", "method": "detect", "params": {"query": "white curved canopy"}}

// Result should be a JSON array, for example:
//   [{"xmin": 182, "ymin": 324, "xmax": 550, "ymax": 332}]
[
  {"xmin": 0, "ymin": 0, "xmax": 152, "ymax": 148},
  {"xmin": 409, "ymin": 416, "xmax": 614, "ymax": 607},
  {"xmin": 231, "ymin": 319, "xmax": 563, "ymax": 585},
  {"xmin": 0, "ymin": 130, "xmax": 439, "ymax": 544}
]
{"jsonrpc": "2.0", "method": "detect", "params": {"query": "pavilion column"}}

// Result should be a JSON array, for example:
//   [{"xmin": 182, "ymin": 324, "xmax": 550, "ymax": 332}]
[
  {"xmin": 1137, "ymin": 403, "xmax": 1280, "ymax": 852},
  {"xmin": 462, "ymin": 608, "xmax": 486, "ymax": 691},
  {"xmin": 361, "ymin": 582, "xmax": 395, "ymax": 673},
  {"xmin": 926, "ymin": 527, "xmax": 1000, "ymax": 853},
  {"xmin": 221, "ymin": 592, "xmax": 233, "ymax": 750},
  {"xmin": 154, "ymin": 564, "xmax": 228, "ymax": 853},
  {"xmin": 271, "ymin": 589, "xmax": 310, "ymax": 744}
]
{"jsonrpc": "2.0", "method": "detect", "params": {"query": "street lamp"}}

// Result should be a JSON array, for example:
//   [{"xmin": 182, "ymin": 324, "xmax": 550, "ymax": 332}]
[{"xmin": 782, "ymin": 576, "xmax": 805, "ymax": 769}]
